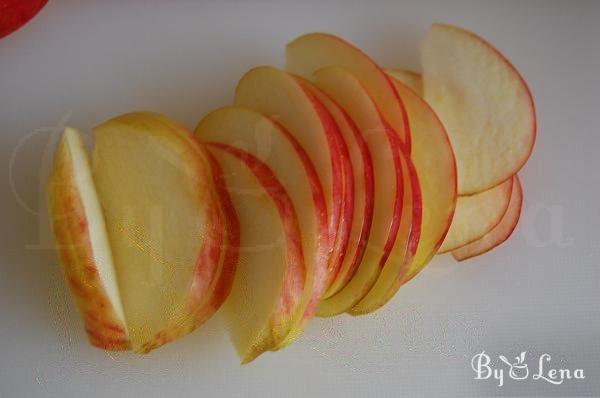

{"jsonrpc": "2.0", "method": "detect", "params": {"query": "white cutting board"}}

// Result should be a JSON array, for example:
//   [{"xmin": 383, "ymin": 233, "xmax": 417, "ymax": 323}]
[{"xmin": 1, "ymin": 1, "xmax": 599, "ymax": 397}]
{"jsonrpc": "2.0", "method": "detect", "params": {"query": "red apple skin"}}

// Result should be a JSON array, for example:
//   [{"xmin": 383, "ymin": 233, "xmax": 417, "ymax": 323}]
[
  {"xmin": 233, "ymin": 67, "xmax": 350, "ymax": 290},
  {"xmin": 299, "ymin": 81, "xmax": 375, "ymax": 297},
  {"xmin": 208, "ymin": 143, "xmax": 306, "ymax": 322},
  {"xmin": 189, "ymin": 145, "xmax": 240, "ymax": 325},
  {"xmin": 296, "ymin": 79, "xmax": 355, "ymax": 292},
  {"xmin": 132, "ymin": 128, "xmax": 238, "ymax": 354},
  {"xmin": 286, "ymin": 33, "xmax": 412, "ymax": 151},
  {"xmin": 48, "ymin": 134, "xmax": 129, "ymax": 351},
  {"xmin": 194, "ymin": 107, "xmax": 330, "ymax": 347},
  {"xmin": 0, "ymin": 0, "xmax": 47, "ymax": 39},
  {"xmin": 207, "ymin": 143, "xmax": 307, "ymax": 363}
]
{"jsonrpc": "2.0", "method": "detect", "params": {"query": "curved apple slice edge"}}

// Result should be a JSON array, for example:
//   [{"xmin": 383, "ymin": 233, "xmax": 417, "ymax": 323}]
[
  {"xmin": 91, "ymin": 113, "xmax": 233, "ymax": 353},
  {"xmin": 452, "ymin": 176, "xmax": 523, "ymax": 261},
  {"xmin": 207, "ymin": 144, "xmax": 306, "ymax": 364},
  {"xmin": 309, "ymin": 66, "xmax": 405, "ymax": 317},
  {"xmin": 420, "ymin": 23, "xmax": 536, "ymax": 195},
  {"xmin": 439, "ymin": 177, "xmax": 514, "ymax": 253}
]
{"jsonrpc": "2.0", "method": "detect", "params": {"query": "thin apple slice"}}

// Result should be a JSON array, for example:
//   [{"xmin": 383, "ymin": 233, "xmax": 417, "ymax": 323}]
[
  {"xmin": 234, "ymin": 66, "xmax": 352, "ymax": 292},
  {"xmin": 439, "ymin": 177, "xmax": 514, "ymax": 253},
  {"xmin": 48, "ymin": 127, "xmax": 129, "ymax": 350},
  {"xmin": 298, "ymin": 81, "xmax": 375, "ymax": 299},
  {"xmin": 420, "ymin": 23, "xmax": 536, "ymax": 194},
  {"xmin": 286, "ymin": 33, "xmax": 411, "ymax": 149},
  {"xmin": 385, "ymin": 69, "xmax": 422, "ymax": 96},
  {"xmin": 389, "ymin": 76, "xmax": 456, "ymax": 277},
  {"xmin": 311, "ymin": 66, "xmax": 409, "ymax": 316},
  {"xmin": 453, "ymin": 176, "xmax": 522, "ymax": 261},
  {"xmin": 194, "ymin": 107, "xmax": 329, "ymax": 348},
  {"xmin": 92, "ymin": 112, "xmax": 227, "ymax": 352},
  {"xmin": 349, "ymin": 146, "xmax": 421, "ymax": 315},
  {"xmin": 208, "ymin": 145, "xmax": 305, "ymax": 363},
  {"xmin": 349, "ymin": 76, "xmax": 457, "ymax": 314}
]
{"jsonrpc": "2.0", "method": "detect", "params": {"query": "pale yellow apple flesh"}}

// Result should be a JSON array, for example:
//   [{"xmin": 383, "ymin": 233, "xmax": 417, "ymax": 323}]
[
  {"xmin": 48, "ymin": 127, "xmax": 129, "ymax": 350},
  {"xmin": 92, "ymin": 112, "xmax": 225, "ymax": 352},
  {"xmin": 389, "ymin": 77, "xmax": 457, "ymax": 280},
  {"xmin": 194, "ymin": 107, "xmax": 328, "ymax": 348},
  {"xmin": 453, "ymin": 176, "xmax": 522, "ymax": 261},
  {"xmin": 439, "ymin": 177, "xmax": 514, "ymax": 253},
  {"xmin": 350, "ymin": 75, "xmax": 457, "ymax": 314},
  {"xmin": 349, "ymin": 147, "xmax": 421, "ymax": 315},
  {"xmin": 385, "ymin": 69, "xmax": 423, "ymax": 96},
  {"xmin": 311, "ymin": 67, "xmax": 406, "ymax": 316},
  {"xmin": 286, "ymin": 33, "xmax": 411, "ymax": 149},
  {"xmin": 234, "ymin": 67, "xmax": 352, "ymax": 291},
  {"xmin": 299, "ymin": 82, "xmax": 375, "ymax": 299},
  {"xmin": 421, "ymin": 23, "xmax": 536, "ymax": 194},
  {"xmin": 208, "ymin": 145, "xmax": 305, "ymax": 363}
]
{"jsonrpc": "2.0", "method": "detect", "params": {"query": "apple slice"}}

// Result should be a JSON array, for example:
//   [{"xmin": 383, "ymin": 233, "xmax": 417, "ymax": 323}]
[
  {"xmin": 349, "ymin": 76, "xmax": 457, "ymax": 314},
  {"xmin": 92, "ymin": 112, "xmax": 228, "ymax": 352},
  {"xmin": 349, "ymin": 146, "xmax": 421, "ymax": 315},
  {"xmin": 298, "ymin": 81, "xmax": 375, "ymax": 299},
  {"xmin": 47, "ymin": 127, "xmax": 129, "ymax": 350},
  {"xmin": 234, "ymin": 66, "xmax": 352, "ymax": 292},
  {"xmin": 286, "ymin": 33, "xmax": 411, "ymax": 150},
  {"xmin": 453, "ymin": 176, "xmax": 522, "ymax": 261},
  {"xmin": 194, "ymin": 107, "xmax": 329, "ymax": 347},
  {"xmin": 311, "ymin": 66, "xmax": 411, "ymax": 317},
  {"xmin": 385, "ymin": 69, "xmax": 422, "ymax": 96},
  {"xmin": 420, "ymin": 23, "xmax": 536, "ymax": 194},
  {"xmin": 207, "ymin": 145, "xmax": 305, "ymax": 363},
  {"xmin": 439, "ymin": 177, "xmax": 514, "ymax": 253},
  {"xmin": 389, "ymin": 76, "xmax": 456, "ymax": 278}
]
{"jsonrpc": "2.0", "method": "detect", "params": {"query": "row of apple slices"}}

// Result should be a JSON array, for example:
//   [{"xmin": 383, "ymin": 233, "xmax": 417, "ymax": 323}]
[{"xmin": 47, "ymin": 23, "xmax": 535, "ymax": 363}]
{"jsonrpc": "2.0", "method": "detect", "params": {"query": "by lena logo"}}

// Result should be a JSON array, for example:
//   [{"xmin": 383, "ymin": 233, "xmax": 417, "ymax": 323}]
[{"xmin": 471, "ymin": 351, "xmax": 585, "ymax": 387}]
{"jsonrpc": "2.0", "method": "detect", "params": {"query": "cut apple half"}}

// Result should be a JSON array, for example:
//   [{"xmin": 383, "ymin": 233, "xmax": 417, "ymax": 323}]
[
  {"xmin": 92, "ymin": 112, "xmax": 228, "ymax": 352},
  {"xmin": 298, "ymin": 80, "xmax": 375, "ymax": 299},
  {"xmin": 439, "ymin": 177, "xmax": 514, "ymax": 253},
  {"xmin": 311, "ymin": 66, "xmax": 406, "ymax": 317},
  {"xmin": 48, "ymin": 127, "xmax": 129, "ymax": 350},
  {"xmin": 350, "ymin": 75, "xmax": 458, "ymax": 314},
  {"xmin": 420, "ymin": 23, "xmax": 536, "ymax": 194},
  {"xmin": 453, "ymin": 175, "xmax": 522, "ymax": 261},
  {"xmin": 234, "ymin": 66, "xmax": 352, "ymax": 291},
  {"xmin": 286, "ymin": 33, "xmax": 411, "ymax": 150},
  {"xmin": 385, "ymin": 68, "xmax": 422, "ymax": 96},
  {"xmin": 208, "ymin": 145, "xmax": 305, "ymax": 364},
  {"xmin": 194, "ymin": 107, "xmax": 329, "ymax": 348}
]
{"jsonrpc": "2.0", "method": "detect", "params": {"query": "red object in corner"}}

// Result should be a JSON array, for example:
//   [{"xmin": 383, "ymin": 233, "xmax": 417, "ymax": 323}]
[{"xmin": 0, "ymin": 0, "xmax": 48, "ymax": 39}]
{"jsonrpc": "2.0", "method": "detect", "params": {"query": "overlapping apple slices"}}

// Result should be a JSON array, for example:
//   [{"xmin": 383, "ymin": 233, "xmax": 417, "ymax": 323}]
[
  {"xmin": 298, "ymin": 81, "xmax": 375, "ymax": 299},
  {"xmin": 206, "ymin": 145, "xmax": 305, "ymax": 364},
  {"xmin": 48, "ymin": 23, "xmax": 536, "ymax": 362},
  {"xmin": 420, "ymin": 23, "xmax": 536, "ymax": 195},
  {"xmin": 349, "ymin": 75, "xmax": 458, "ymax": 315},
  {"xmin": 287, "ymin": 33, "xmax": 411, "ymax": 149},
  {"xmin": 48, "ymin": 112, "xmax": 236, "ymax": 353},
  {"xmin": 234, "ymin": 67, "xmax": 353, "ymax": 296},
  {"xmin": 310, "ymin": 66, "xmax": 419, "ymax": 317},
  {"xmin": 194, "ymin": 107, "xmax": 329, "ymax": 349},
  {"xmin": 452, "ymin": 176, "xmax": 523, "ymax": 261},
  {"xmin": 439, "ymin": 177, "xmax": 513, "ymax": 253}
]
